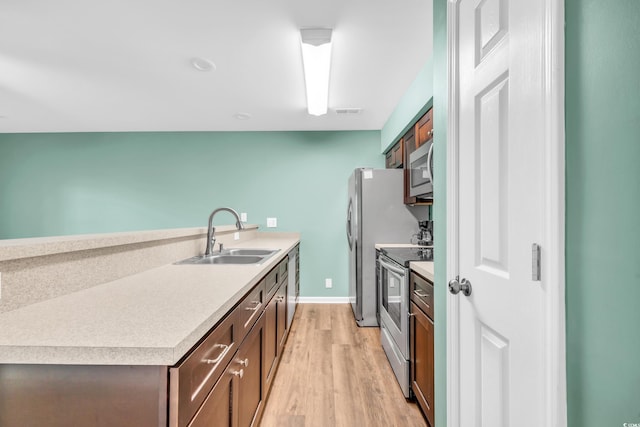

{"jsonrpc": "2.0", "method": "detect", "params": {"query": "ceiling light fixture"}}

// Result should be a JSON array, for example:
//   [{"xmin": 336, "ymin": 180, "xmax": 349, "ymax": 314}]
[{"xmin": 299, "ymin": 28, "xmax": 332, "ymax": 116}]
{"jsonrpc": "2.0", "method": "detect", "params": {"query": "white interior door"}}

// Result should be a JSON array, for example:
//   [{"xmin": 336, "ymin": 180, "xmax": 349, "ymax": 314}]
[{"xmin": 446, "ymin": 0, "xmax": 566, "ymax": 426}]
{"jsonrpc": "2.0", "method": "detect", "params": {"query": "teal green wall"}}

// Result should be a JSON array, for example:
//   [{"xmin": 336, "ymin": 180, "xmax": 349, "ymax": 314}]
[
  {"xmin": 0, "ymin": 131, "xmax": 384, "ymax": 298},
  {"xmin": 432, "ymin": 1, "xmax": 447, "ymax": 426},
  {"xmin": 380, "ymin": 58, "xmax": 434, "ymax": 153},
  {"xmin": 565, "ymin": 1, "xmax": 640, "ymax": 425}
]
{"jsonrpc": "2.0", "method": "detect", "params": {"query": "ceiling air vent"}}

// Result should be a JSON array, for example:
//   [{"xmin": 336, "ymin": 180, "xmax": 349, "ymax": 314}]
[{"xmin": 335, "ymin": 108, "xmax": 362, "ymax": 115}]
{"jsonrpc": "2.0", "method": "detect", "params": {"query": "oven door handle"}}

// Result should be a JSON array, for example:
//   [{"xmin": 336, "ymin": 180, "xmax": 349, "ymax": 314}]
[{"xmin": 379, "ymin": 256, "xmax": 407, "ymax": 276}]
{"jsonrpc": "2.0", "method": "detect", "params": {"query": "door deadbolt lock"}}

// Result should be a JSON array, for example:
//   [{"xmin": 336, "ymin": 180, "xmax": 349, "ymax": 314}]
[{"xmin": 448, "ymin": 276, "xmax": 472, "ymax": 296}]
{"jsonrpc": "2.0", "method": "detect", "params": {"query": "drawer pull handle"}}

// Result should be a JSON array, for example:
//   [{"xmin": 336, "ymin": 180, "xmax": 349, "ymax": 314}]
[
  {"xmin": 413, "ymin": 289, "xmax": 430, "ymax": 299},
  {"xmin": 245, "ymin": 301, "xmax": 261, "ymax": 311},
  {"xmin": 204, "ymin": 344, "xmax": 230, "ymax": 365},
  {"xmin": 192, "ymin": 342, "xmax": 235, "ymax": 401},
  {"xmin": 231, "ymin": 369, "xmax": 244, "ymax": 379},
  {"xmin": 237, "ymin": 358, "xmax": 249, "ymax": 367}
]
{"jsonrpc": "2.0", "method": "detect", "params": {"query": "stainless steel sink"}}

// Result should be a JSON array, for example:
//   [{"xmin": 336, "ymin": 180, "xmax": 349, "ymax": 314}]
[
  {"xmin": 175, "ymin": 249, "xmax": 279, "ymax": 265},
  {"xmin": 227, "ymin": 249, "xmax": 276, "ymax": 256}
]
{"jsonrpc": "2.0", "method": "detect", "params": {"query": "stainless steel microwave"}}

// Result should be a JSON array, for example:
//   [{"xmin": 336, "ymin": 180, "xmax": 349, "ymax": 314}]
[{"xmin": 408, "ymin": 141, "xmax": 434, "ymax": 198}]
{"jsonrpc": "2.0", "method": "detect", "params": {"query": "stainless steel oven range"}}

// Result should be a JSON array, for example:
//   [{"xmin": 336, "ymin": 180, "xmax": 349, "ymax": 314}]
[{"xmin": 378, "ymin": 246, "xmax": 433, "ymax": 398}]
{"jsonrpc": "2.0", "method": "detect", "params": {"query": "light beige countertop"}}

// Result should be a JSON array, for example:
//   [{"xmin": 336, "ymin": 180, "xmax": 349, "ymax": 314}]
[
  {"xmin": 410, "ymin": 261, "xmax": 434, "ymax": 282},
  {"xmin": 0, "ymin": 232, "xmax": 299, "ymax": 366}
]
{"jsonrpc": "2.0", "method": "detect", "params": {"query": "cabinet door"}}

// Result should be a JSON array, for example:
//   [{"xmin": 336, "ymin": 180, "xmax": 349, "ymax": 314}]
[
  {"xmin": 237, "ymin": 313, "xmax": 265, "ymax": 427},
  {"xmin": 263, "ymin": 294, "xmax": 278, "ymax": 393},
  {"xmin": 392, "ymin": 139, "xmax": 404, "ymax": 168},
  {"xmin": 385, "ymin": 139, "xmax": 404, "ymax": 169},
  {"xmin": 415, "ymin": 109, "xmax": 434, "ymax": 148},
  {"xmin": 403, "ymin": 127, "xmax": 417, "ymax": 205},
  {"xmin": 188, "ymin": 368, "xmax": 239, "ymax": 427},
  {"xmin": 276, "ymin": 282, "xmax": 288, "ymax": 350},
  {"xmin": 385, "ymin": 150, "xmax": 394, "ymax": 168},
  {"xmin": 410, "ymin": 301, "xmax": 434, "ymax": 426}
]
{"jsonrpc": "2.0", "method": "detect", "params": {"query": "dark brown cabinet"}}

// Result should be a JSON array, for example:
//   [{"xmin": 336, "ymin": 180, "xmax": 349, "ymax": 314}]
[
  {"xmin": 0, "ymin": 251, "xmax": 298, "ymax": 427},
  {"xmin": 264, "ymin": 258, "xmax": 289, "ymax": 395},
  {"xmin": 188, "ymin": 367, "xmax": 237, "ymax": 427},
  {"xmin": 172, "ymin": 257, "xmax": 290, "ymax": 427},
  {"xmin": 264, "ymin": 288, "xmax": 278, "ymax": 391},
  {"xmin": 276, "ymin": 282, "xmax": 288, "ymax": 349},
  {"xmin": 169, "ymin": 308, "xmax": 240, "ymax": 427},
  {"xmin": 410, "ymin": 272, "xmax": 435, "ymax": 426},
  {"xmin": 385, "ymin": 138, "xmax": 404, "ymax": 169},
  {"xmin": 415, "ymin": 109, "xmax": 434, "ymax": 148},
  {"xmin": 403, "ymin": 127, "xmax": 417, "ymax": 204},
  {"xmin": 189, "ymin": 311, "xmax": 266, "ymax": 427},
  {"xmin": 237, "ymin": 313, "xmax": 266, "ymax": 427}
]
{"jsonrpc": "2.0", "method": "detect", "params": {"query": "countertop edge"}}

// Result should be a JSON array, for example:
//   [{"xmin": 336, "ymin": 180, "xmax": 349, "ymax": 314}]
[{"xmin": 0, "ymin": 225, "xmax": 259, "ymax": 262}]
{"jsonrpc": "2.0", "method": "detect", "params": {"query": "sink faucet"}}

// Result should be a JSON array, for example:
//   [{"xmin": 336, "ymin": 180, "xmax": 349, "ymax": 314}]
[{"xmin": 205, "ymin": 207, "xmax": 245, "ymax": 256}]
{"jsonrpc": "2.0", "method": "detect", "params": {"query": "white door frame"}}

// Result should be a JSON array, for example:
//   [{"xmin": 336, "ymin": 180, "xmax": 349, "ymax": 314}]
[{"xmin": 445, "ymin": 0, "xmax": 566, "ymax": 426}]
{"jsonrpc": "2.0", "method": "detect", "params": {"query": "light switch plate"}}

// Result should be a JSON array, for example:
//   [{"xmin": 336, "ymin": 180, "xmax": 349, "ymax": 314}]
[
  {"xmin": 267, "ymin": 218, "xmax": 277, "ymax": 228},
  {"xmin": 240, "ymin": 212, "xmax": 247, "ymax": 222},
  {"xmin": 325, "ymin": 278, "xmax": 332, "ymax": 288}
]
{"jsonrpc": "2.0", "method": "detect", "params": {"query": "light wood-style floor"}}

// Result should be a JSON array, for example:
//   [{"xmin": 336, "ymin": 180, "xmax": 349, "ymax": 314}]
[{"xmin": 260, "ymin": 304, "xmax": 427, "ymax": 427}]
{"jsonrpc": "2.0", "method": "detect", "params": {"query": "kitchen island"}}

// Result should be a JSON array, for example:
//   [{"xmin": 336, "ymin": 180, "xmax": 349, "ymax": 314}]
[{"xmin": 0, "ymin": 226, "xmax": 300, "ymax": 426}]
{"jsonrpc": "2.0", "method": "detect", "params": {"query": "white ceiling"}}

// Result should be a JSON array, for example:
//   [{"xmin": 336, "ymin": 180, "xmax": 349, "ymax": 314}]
[{"xmin": 0, "ymin": 0, "xmax": 433, "ymax": 133}]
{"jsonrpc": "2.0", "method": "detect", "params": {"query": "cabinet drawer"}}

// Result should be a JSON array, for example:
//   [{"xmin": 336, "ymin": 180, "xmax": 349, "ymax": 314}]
[
  {"xmin": 237, "ymin": 279, "xmax": 266, "ymax": 336},
  {"xmin": 169, "ymin": 311, "xmax": 239, "ymax": 427},
  {"xmin": 410, "ymin": 271, "xmax": 434, "ymax": 319}
]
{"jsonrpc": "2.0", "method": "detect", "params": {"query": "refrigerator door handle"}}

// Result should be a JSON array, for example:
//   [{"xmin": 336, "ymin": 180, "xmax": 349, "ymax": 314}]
[{"xmin": 346, "ymin": 199, "xmax": 354, "ymax": 250}]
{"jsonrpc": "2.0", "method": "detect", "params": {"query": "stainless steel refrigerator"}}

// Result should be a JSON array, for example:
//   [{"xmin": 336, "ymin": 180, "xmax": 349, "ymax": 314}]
[{"xmin": 346, "ymin": 168, "xmax": 418, "ymax": 326}]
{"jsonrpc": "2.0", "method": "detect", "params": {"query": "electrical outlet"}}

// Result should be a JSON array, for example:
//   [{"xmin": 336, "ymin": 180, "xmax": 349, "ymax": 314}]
[
  {"xmin": 267, "ymin": 218, "xmax": 277, "ymax": 228},
  {"xmin": 240, "ymin": 212, "xmax": 247, "ymax": 222},
  {"xmin": 325, "ymin": 278, "xmax": 332, "ymax": 289},
  {"xmin": 234, "ymin": 232, "xmax": 240, "ymax": 240}
]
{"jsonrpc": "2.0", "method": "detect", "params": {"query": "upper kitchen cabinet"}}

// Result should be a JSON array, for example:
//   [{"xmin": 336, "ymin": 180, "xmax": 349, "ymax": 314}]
[
  {"xmin": 385, "ymin": 138, "xmax": 404, "ymax": 169},
  {"xmin": 415, "ymin": 109, "xmax": 434, "ymax": 148}
]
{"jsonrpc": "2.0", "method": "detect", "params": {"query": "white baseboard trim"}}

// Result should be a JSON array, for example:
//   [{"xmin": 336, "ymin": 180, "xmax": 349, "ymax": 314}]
[{"xmin": 297, "ymin": 297, "xmax": 350, "ymax": 304}]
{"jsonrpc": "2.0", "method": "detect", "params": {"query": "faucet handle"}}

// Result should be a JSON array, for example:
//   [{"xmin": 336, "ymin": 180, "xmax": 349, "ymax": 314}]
[{"xmin": 219, "ymin": 243, "xmax": 224, "ymax": 252}]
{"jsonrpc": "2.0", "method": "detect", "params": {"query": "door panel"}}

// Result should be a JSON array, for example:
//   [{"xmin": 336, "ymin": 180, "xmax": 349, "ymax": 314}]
[
  {"xmin": 454, "ymin": 0, "xmax": 548, "ymax": 425},
  {"xmin": 410, "ymin": 302, "xmax": 434, "ymax": 426},
  {"xmin": 237, "ymin": 315, "xmax": 264, "ymax": 427},
  {"xmin": 476, "ymin": 75, "xmax": 509, "ymax": 275}
]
